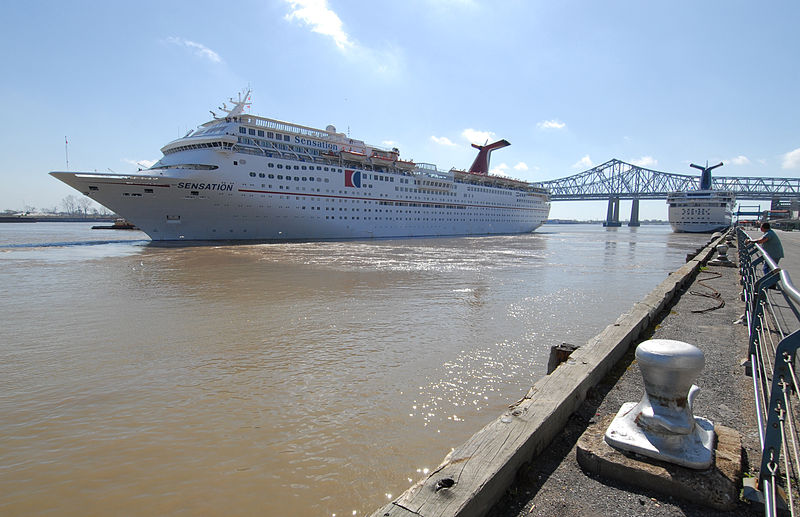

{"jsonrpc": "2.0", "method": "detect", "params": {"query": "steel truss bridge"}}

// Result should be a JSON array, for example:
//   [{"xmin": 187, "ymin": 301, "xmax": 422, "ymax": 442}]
[{"xmin": 539, "ymin": 159, "xmax": 800, "ymax": 226}]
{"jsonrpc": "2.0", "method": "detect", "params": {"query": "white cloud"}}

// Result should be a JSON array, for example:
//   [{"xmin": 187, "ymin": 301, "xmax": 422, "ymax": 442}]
[
  {"xmin": 284, "ymin": 1, "xmax": 403, "ymax": 76},
  {"xmin": 729, "ymin": 155, "xmax": 750, "ymax": 166},
  {"xmin": 630, "ymin": 156, "xmax": 658, "ymax": 168},
  {"xmin": 513, "ymin": 162, "xmax": 529, "ymax": 171},
  {"xmin": 781, "ymin": 148, "xmax": 800, "ymax": 170},
  {"xmin": 124, "ymin": 158, "xmax": 157, "ymax": 169},
  {"xmin": 431, "ymin": 135, "xmax": 457, "ymax": 147},
  {"xmin": 573, "ymin": 155, "xmax": 594, "ymax": 169},
  {"xmin": 462, "ymin": 128, "xmax": 495, "ymax": 145},
  {"xmin": 166, "ymin": 37, "xmax": 222, "ymax": 63},
  {"xmin": 284, "ymin": 0, "xmax": 353, "ymax": 50},
  {"xmin": 382, "ymin": 140, "xmax": 398, "ymax": 148},
  {"xmin": 537, "ymin": 120, "xmax": 566, "ymax": 130},
  {"xmin": 490, "ymin": 163, "xmax": 510, "ymax": 177}
]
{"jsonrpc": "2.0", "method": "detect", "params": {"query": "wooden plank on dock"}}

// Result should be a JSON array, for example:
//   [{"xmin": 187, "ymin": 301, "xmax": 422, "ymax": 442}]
[{"xmin": 370, "ymin": 235, "xmax": 726, "ymax": 517}]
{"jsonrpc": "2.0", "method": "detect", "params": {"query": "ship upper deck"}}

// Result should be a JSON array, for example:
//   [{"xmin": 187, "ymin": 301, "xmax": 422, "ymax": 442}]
[{"xmin": 155, "ymin": 90, "xmax": 549, "ymax": 198}]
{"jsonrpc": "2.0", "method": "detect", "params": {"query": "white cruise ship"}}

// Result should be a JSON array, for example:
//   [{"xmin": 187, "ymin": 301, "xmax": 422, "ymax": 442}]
[
  {"xmin": 51, "ymin": 91, "xmax": 550, "ymax": 241},
  {"xmin": 666, "ymin": 162, "xmax": 735, "ymax": 233}
]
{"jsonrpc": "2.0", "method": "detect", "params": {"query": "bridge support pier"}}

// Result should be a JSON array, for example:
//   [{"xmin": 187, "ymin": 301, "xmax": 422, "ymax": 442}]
[
  {"xmin": 629, "ymin": 198, "xmax": 640, "ymax": 227},
  {"xmin": 604, "ymin": 197, "xmax": 622, "ymax": 227}
]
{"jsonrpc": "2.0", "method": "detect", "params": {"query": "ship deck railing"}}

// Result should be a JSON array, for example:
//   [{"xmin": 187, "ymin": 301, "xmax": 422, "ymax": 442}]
[
  {"xmin": 738, "ymin": 227, "xmax": 800, "ymax": 516},
  {"xmin": 241, "ymin": 115, "xmax": 332, "ymax": 140},
  {"xmin": 239, "ymin": 114, "xmax": 406, "ymax": 156}
]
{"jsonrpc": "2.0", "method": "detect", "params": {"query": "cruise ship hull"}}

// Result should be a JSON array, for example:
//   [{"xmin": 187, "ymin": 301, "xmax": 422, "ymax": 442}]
[
  {"xmin": 50, "ymin": 92, "xmax": 550, "ymax": 242},
  {"xmin": 668, "ymin": 220, "xmax": 731, "ymax": 233},
  {"xmin": 51, "ymin": 156, "xmax": 549, "ymax": 241},
  {"xmin": 667, "ymin": 190, "xmax": 735, "ymax": 233}
]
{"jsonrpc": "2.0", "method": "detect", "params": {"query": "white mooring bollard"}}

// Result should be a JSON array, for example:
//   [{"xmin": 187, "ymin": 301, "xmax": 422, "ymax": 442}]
[
  {"xmin": 708, "ymin": 244, "xmax": 733, "ymax": 266},
  {"xmin": 604, "ymin": 339, "xmax": 715, "ymax": 469}
]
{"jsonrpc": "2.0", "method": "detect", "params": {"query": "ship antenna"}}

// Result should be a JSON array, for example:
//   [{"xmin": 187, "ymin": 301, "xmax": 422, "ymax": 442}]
[
  {"xmin": 65, "ymin": 136, "xmax": 69, "ymax": 171},
  {"xmin": 227, "ymin": 88, "xmax": 252, "ymax": 117}
]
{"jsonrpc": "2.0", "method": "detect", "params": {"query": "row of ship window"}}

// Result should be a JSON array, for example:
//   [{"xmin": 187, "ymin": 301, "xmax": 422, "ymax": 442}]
[
  {"xmin": 316, "ymin": 216, "xmax": 532, "ymax": 222},
  {"xmin": 239, "ymin": 183, "xmax": 545, "ymax": 211},
  {"xmin": 247, "ymin": 163, "xmax": 399, "ymax": 183},
  {"xmin": 669, "ymin": 204, "xmax": 728, "ymax": 208},
  {"xmin": 259, "ymin": 163, "xmax": 344, "ymax": 172},
  {"xmin": 232, "ymin": 208, "xmax": 534, "ymax": 222},
  {"xmin": 668, "ymin": 208, "xmax": 724, "ymax": 215},
  {"xmin": 677, "ymin": 208, "xmax": 715, "ymax": 216},
  {"xmin": 249, "ymin": 172, "xmax": 332, "ymax": 183},
  {"xmin": 242, "ymin": 194, "xmax": 541, "ymax": 216},
  {"xmin": 395, "ymin": 186, "xmax": 457, "ymax": 197},
  {"xmin": 238, "ymin": 130, "xmax": 337, "ymax": 159},
  {"xmin": 164, "ymin": 142, "xmax": 233, "ymax": 155},
  {"xmin": 467, "ymin": 186, "xmax": 513, "ymax": 196},
  {"xmin": 237, "ymin": 137, "xmax": 310, "ymax": 155},
  {"xmin": 240, "ymin": 126, "xmax": 291, "ymax": 142},
  {"xmin": 248, "ymin": 118, "xmax": 330, "ymax": 140}
]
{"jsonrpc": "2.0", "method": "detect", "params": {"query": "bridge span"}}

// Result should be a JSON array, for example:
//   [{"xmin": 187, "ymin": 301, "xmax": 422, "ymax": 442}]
[{"xmin": 539, "ymin": 159, "xmax": 800, "ymax": 226}]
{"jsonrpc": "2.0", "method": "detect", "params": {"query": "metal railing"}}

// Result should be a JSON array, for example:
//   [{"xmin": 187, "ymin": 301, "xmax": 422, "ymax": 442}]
[{"xmin": 739, "ymin": 227, "xmax": 800, "ymax": 516}]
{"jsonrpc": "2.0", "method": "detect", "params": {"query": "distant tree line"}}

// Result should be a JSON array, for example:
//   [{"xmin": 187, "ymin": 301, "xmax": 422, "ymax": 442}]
[{"xmin": 2, "ymin": 195, "xmax": 112, "ymax": 216}]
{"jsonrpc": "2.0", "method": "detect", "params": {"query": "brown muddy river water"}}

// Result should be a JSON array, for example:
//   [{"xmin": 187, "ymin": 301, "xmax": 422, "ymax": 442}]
[{"xmin": 0, "ymin": 222, "xmax": 709, "ymax": 516}]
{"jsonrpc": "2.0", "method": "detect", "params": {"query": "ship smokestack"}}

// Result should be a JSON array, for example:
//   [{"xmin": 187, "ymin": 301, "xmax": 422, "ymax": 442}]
[
  {"xmin": 468, "ymin": 139, "xmax": 510, "ymax": 175},
  {"xmin": 690, "ymin": 161, "xmax": 723, "ymax": 190}
]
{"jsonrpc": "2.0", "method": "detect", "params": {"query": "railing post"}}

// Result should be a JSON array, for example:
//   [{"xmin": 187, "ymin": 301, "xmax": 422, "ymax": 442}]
[
  {"xmin": 759, "ymin": 331, "xmax": 800, "ymax": 490},
  {"xmin": 737, "ymin": 228, "xmax": 749, "ymax": 270},
  {"xmin": 738, "ymin": 225, "xmax": 800, "ymax": 514},
  {"xmin": 748, "ymin": 269, "xmax": 782, "ymax": 357}
]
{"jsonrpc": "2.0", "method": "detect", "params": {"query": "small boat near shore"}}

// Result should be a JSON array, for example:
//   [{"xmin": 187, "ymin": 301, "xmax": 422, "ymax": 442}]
[{"xmin": 91, "ymin": 219, "xmax": 139, "ymax": 230}]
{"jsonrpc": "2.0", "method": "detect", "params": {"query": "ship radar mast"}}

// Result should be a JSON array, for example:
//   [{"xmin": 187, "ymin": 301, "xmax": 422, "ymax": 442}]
[
  {"xmin": 690, "ymin": 161, "xmax": 723, "ymax": 190},
  {"xmin": 227, "ymin": 89, "xmax": 252, "ymax": 117},
  {"xmin": 211, "ymin": 89, "xmax": 252, "ymax": 119}
]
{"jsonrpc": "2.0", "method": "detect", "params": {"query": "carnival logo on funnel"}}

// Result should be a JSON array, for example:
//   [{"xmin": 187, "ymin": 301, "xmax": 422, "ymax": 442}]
[{"xmin": 344, "ymin": 169, "xmax": 361, "ymax": 188}]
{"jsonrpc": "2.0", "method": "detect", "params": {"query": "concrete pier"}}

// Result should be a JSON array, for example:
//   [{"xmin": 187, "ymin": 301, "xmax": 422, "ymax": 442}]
[
  {"xmin": 629, "ymin": 198, "xmax": 640, "ymax": 227},
  {"xmin": 372, "ymin": 229, "xmax": 800, "ymax": 516},
  {"xmin": 487, "ymin": 232, "xmax": 795, "ymax": 516},
  {"xmin": 603, "ymin": 197, "xmax": 621, "ymax": 227}
]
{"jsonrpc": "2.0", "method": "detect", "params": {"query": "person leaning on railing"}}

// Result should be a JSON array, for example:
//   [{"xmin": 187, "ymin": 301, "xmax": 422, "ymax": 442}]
[{"xmin": 746, "ymin": 222, "xmax": 785, "ymax": 274}]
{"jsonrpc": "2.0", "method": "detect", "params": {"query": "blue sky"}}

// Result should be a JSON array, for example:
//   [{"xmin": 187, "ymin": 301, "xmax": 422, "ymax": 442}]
[{"xmin": 1, "ymin": 0, "xmax": 798, "ymax": 220}]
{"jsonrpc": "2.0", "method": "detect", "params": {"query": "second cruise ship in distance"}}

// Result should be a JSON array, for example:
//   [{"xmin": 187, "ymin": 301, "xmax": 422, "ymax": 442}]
[
  {"xmin": 51, "ymin": 91, "xmax": 551, "ymax": 241},
  {"xmin": 666, "ymin": 161, "xmax": 735, "ymax": 233}
]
